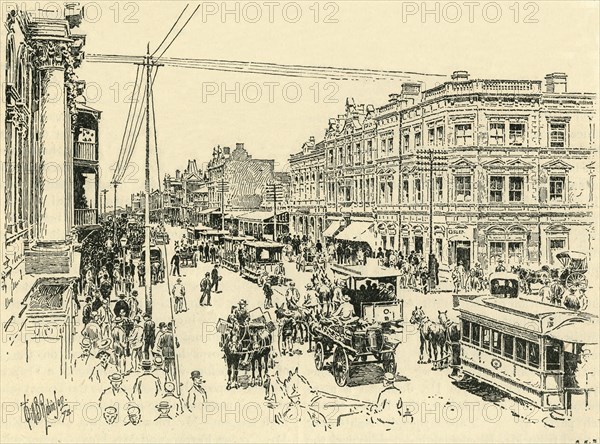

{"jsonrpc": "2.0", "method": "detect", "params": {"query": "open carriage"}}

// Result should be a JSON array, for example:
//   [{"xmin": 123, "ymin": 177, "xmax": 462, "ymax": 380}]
[
  {"xmin": 556, "ymin": 251, "xmax": 588, "ymax": 291},
  {"xmin": 309, "ymin": 261, "xmax": 404, "ymax": 387}
]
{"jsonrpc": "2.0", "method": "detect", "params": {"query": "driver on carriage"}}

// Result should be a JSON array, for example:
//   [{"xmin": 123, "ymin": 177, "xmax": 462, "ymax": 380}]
[
  {"xmin": 285, "ymin": 282, "xmax": 301, "ymax": 311},
  {"xmin": 234, "ymin": 300, "xmax": 251, "ymax": 326},
  {"xmin": 331, "ymin": 295, "xmax": 356, "ymax": 324}
]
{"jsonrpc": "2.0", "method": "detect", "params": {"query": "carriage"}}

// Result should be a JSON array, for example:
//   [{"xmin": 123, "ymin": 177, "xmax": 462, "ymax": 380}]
[
  {"xmin": 140, "ymin": 246, "xmax": 165, "ymax": 284},
  {"xmin": 309, "ymin": 262, "xmax": 404, "ymax": 387},
  {"xmin": 240, "ymin": 241, "xmax": 286, "ymax": 286},
  {"xmin": 453, "ymin": 272, "xmax": 520, "ymax": 308},
  {"xmin": 221, "ymin": 235, "xmax": 252, "ymax": 272},
  {"xmin": 556, "ymin": 251, "xmax": 588, "ymax": 291},
  {"xmin": 152, "ymin": 228, "xmax": 170, "ymax": 245},
  {"xmin": 178, "ymin": 246, "xmax": 197, "ymax": 268},
  {"xmin": 456, "ymin": 293, "xmax": 597, "ymax": 412},
  {"xmin": 296, "ymin": 247, "xmax": 316, "ymax": 272}
]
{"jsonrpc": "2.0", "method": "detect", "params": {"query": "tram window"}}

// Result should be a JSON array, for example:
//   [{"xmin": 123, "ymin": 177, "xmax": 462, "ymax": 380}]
[
  {"xmin": 462, "ymin": 320, "xmax": 470, "ymax": 342},
  {"xmin": 528, "ymin": 342, "xmax": 540, "ymax": 368},
  {"xmin": 471, "ymin": 324, "xmax": 481, "ymax": 346},
  {"xmin": 492, "ymin": 330, "xmax": 501, "ymax": 354},
  {"xmin": 503, "ymin": 335, "xmax": 514, "ymax": 359},
  {"xmin": 482, "ymin": 328, "xmax": 490, "ymax": 349},
  {"xmin": 515, "ymin": 338, "xmax": 527, "ymax": 363},
  {"xmin": 545, "ymin": 341, "xmax": 561, "ymax": 371}
]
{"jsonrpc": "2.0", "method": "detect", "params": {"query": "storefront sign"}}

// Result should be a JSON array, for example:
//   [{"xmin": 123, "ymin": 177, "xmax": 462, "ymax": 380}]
[{"xmin": 448, "ymin": 226, "xmax": 471, "ymax": 241}]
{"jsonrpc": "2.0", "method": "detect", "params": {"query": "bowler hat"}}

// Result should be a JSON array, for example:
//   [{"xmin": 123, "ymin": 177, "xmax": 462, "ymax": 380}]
[
  {"xmin": 190, "ymin": 370, "xmax": 205, "ymax": 382},
  {"xmin": 156, "ymin": 401, "xmax": 171, "ymax": 410}
]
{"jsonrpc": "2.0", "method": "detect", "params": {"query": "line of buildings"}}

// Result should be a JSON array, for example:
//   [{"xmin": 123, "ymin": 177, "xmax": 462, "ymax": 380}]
[
  {"xmin": 2, "ymin": 4, "xmax": 101, "ymax": 375},
  {"xmin": 288, "ymin": 71, "xmax": 597, "ymax": 271}
]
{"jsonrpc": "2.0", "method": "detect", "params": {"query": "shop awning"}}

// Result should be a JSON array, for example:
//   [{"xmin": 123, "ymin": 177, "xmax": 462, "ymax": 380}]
[
  {"xmin": 198, "ymin": 208, "xmax": 220, "ymax": 215},
  {"xmin": 335, "ymin": 221, "xmax": 377, "ymax": 248},
  {"xmin": 323, "ymin": 221, "xmax": 342, "ymax": 237},
  {"xmin": 547, "ymin": 320, "xmax": 598, "ymax": 345}
]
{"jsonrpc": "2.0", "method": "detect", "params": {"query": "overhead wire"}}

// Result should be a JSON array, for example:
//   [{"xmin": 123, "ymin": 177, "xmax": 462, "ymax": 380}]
[
  {"xmin": 151, "ymin": 4, "xmax": 189, "ymax": 57},
  {"xmin": 154, "ymin": 4, "xmax": 201, "ymax": 62}
]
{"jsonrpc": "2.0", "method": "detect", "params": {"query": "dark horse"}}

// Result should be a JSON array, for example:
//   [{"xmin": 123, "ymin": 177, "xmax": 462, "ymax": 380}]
[
  {"xmin": 249, "ymin": 329, "xmax": 272, "ymax": 387},
  {"xmin": 409, "ymin": 306, "xmax": 447, "ymax": 370},
  {"xmin": 223, "ymin": 331, "xmax": 241, "ymax": 390}
]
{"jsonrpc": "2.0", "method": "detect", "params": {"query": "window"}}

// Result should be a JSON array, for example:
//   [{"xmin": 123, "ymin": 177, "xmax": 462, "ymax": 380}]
[
  {"xmin": 462, "ymin": 320, "xmax": 471, "ymax": 342},
  {"xmin": 492, "ymin": 330, "xmax": 501, "ymax": 354},
  {"xmin": 414, "ymin": 178, "xmax": 422, "ymax": 202},
  {"xmin": 455, "ymin": 123, "xmax": 473, "ymax": 146},
  {"xmin": 550, "ymin": 239, "xmax": 565, "ymax": 250},
  {"xmin": 545, "ymin": 341, "xmax": 561, "ymax": 370},
  {"xmin": 347, "ymin": 145, "xmax": 352, "ymax": 165},
  {"xmin": 509, "ymin": 123, "xmax": 525, "ymax": 146},
  {"xmin": 550, "ymin": 123, "xmax": 566, "ymax": 147},
  {"xmin": 436, "ymin": 126, "xmax": 444, "ymax": 146},
  {"xmin": 328, "ymin": 149, "xmax": 334, "ymax": 165},
  {"xmin": 338, "ymin": 147, "xmax": 344, "ymax": 164},
  {"xmin": 490, "ymin": 241, "xmax": 504, "ymax": 262},
  {"xmin": 403, "ymin": 133, "xmax": 410, "ymax": 152},
  {"xmin": 549, "ymin": 176, "xmax": 565, "ymax": 202},
  {"xmin": 355, "ymin": 142, "xmax": 361, "ymax": 162},
  {"xmin": 435, "ymin": 177, "xmax": 443, "ymax": 201},
  {"xmin": 528, "ymin": 342, "xmax": 540, "ymax": 368},
  {"xmin": 482, "ymin": 328, "xmax": 491, "ymax": 349},
  {"xmin": 388, "ymin": 138, "xmax": 394, "ymax": 153},
  {"xmin": 366, "ymin": 140, "xmax": 373, "ymax": 161},
  {"xmin": 489, "ymin": 176, "xmax": 504, "ymax": 202},
  {"xmin": 402, "ymin": 180, "xmax": 409, "ymax": 202},
  {"xmin": 428, "ymin": 127, "xmax": 435, "ymax": 146},
  {"xmin": 508, "ymin": 242, "xmax": 523, "ymax": 265},
  {"xmin": 415, "ymin": 131, "xmax": 422, "ymax": 147},
  {"xmin": 503, "ymin": 335, "xmax": 514, "ymax": 359},
  {"xmin": 471, "ymin": 323, "xmax": 481, "ymax": 345},
  {"xmin": 509, "ymin": 176, "xmax": 524, "ymax": 202},
  {"xmin": 489, "ymin": 122, "xmax": 505, "ymax": 145},
  {"xmin": 455, "ymin": 176, "xmax": 472, "ymax": 201},
  {"xmin": 515, "ymin": 337, "xmax": 527, "ymax": 363}
]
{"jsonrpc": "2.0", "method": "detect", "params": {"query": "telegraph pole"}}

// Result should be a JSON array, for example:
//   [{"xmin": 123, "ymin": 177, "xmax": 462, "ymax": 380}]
[
  {"xmin": 144, "ymin": 43, "xmax": 152, "ymax": 317},
  {"xmin": 112, "ymin": 182, "xmax": 118, "ymax": 242}
]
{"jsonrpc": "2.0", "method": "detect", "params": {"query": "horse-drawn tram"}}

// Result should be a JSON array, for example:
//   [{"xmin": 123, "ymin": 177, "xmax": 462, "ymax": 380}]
[
  {"xmin": 311, "ymin": 262, "xmax": 404, "ymax": 387},
  {"xmin": 186, "ymin": 224, "xmax": 211, "ymax": 245},
  {"xmin": 221, "ymin": 235, "xmax": 252, "ymax": 272},
  {"xmin": 240, "ymin": 240, "xmax": 285, "ymax": 283},
  {"xmin": 456, "ymin": 294, "xmax": 597, "ymax": 411},
  {"xmin": 198, "ymin": 229, "xmax": 228, "ymax": 245}
]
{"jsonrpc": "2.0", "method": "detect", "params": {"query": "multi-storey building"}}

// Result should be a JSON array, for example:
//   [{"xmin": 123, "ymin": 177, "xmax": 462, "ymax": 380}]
[
  {"xmin": 289, "ymin": 71, "xmax": 597, "ymax": 271},
  {"xmin": 2, "ymin": 5, "xmax": 100, "ymax": 306}
]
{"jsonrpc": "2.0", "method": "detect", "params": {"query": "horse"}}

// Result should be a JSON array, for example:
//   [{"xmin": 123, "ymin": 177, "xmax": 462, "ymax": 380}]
[
  {"xmin": 438, "ymin": 310, "xmax": 460, "ymax": 370},
  {"xmin": 223, "ymin": 332, "xmax": 242, "ymax": 390},
  {"xmin": 249, "ymin": 329, "xmax": 272, "ymax": 387},
  {"xmin": 275, "ymin": 304, "xmax": 296, "ymax": 356},
  {"xmin": 409, "ymin": 306, "xmax": 447, "ymax": 370}
]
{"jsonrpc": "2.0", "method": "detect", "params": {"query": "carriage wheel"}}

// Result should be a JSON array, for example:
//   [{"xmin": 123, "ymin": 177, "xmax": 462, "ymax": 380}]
[
  {"xmin": 314, "ymin": 342, "xmax": 325, "ymax": 371},
  {"xmin": 566, "ymin": 273, "xmax": 587, "ymax": 290},
  {"xmin": 382, "ymin": 352, "xmax": 397, "ymax": 374},
  {"xmin": 332, "ymin": 346, "xmax": 350, "ymax": 387}
]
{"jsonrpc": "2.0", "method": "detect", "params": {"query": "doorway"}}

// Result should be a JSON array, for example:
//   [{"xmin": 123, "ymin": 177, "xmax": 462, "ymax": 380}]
[
  {"xmin": 414, "ymin": 236, "xmax": 423, "ymax": 254},
  {"xmin": 455, "ymin": 241, "xmax": 471, "ymax": 270}
]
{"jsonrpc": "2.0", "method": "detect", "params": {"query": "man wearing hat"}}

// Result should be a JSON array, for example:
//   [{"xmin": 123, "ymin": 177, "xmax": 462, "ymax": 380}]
[
  {"xmin": 211, "ymin": 264, "xmax": 221, "ymax": 293},
  {"xmin": 81, "ymin": 312, "xmax": 102, "ymax": 350},
  {"xmin": 495, "ymin": 258, "xmax": 506, "ymax": 273},
  {"xmin": 186, "ymin": 370, "xmax": 207, "ymax": 413},
  {"xmin": 234, "ymin": 300, "xmax": 250, "ymax": 326},
  {"xmin": 331, "ymin": 279, "xmax": 345, "ymax": 311},
  {"xmin": 285, "ymin": 281, "xmax": 301, "ymax": 310},
  {"xmin": 158, "ymin": 323, "xmax": 179, "ymax": 382},
  {"xmin": 303, "ymin": 283, "xmax": 320, "ymax": 318},
  {"xmin": 331, "ymin": 294, "xmax": 356, "ymax": 323},
  {"xmin": 199, "ymin": 272, "xmax": 212, "ymax": 306},
  {"xmin": 99, "ymin": 373, "xmax": 131, "ymax": 412},
  {"xmin": 172, "ymin": 278, "xmax": 188, "ymax": 314},
  {"xmin": 127, "ymin": 290, "xmax": 140, "ymax": 319},
  {"xmin": 114, "ymin": 293, "xmax": 131, "ymax": 318},
  {"xmin": 74, "ymin": 337, "xmax": 93, "ymax": 369},
  {"xmin": 143, "ymin": 314, "xmax": 156, "ymax": 359},
  {"xmin": 154, "ymin": 401, "xmax": 173, "ymax": 421},
  {"xmin": 370, "ymin": 372, "xmax": 403, "ymax": 425},
  {"xmin": 132, "ymin": 359, "xmax": 162, "ymax": 400},
  {"xmin": 161, "ymin": 382, "xmax": 184, "ymax": 417}
]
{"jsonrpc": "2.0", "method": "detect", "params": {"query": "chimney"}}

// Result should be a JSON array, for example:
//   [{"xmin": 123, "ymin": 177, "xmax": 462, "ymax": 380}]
[
  {"xmin": 222, "ymin": 146, "xmax": 230, "ymax": 156},
  {"xmin": 544, "ymin": 72, "xmax": 567, "ymax": 93},
  {"xmin": 451, "ymin": 70, "xmax": 470, "ymax": 81},
  {"xmin": 236, "ymin": 143, "xmax": 244, "ymax": 151},
  {"xmin": 401, "ymin": 82, "xmax": 421, "ymax": 96},
  {"xmin": 175, "ymin": 169, "xmax": 180, "ymax": 179}
]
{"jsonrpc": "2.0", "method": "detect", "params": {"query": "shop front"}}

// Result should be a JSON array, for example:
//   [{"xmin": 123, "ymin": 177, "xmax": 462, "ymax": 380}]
[
  {"xmin": 485, "ymin": 225, "xmax": 529, "ymax": 270},
  {"xmin": 448, "ymin": 225, "xmax": 474, "ymax": 271}
]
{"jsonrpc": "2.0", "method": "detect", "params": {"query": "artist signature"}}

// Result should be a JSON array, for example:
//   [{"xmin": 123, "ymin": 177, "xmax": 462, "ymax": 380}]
[{"xmin": 20, "ymin": 391, "xmax": 73, "ymax": 435}]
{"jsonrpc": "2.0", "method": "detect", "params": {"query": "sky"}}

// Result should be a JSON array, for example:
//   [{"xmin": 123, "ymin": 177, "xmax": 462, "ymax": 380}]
[{"xmin": 58, "ymin": 0, "xmax": 600, "ymax": 205}]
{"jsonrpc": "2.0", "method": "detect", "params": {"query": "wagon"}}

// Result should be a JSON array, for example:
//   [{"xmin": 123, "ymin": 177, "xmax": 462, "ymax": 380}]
[
  {"xmin": 556, "ymin": 251, "xmax": 588, "ymax": 291},
  {"xmin": 310, "ymin": 261, "xmax": 405, "ymax": 387}
]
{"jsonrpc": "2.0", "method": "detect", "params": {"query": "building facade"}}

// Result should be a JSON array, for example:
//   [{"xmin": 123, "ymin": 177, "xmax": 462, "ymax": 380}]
[
  {"xmin": 288, "ymin": 72, "xmax": 597, "ymax": 270},
  {"xmin": 2, "ymin": 5, "xmax": 100, "ymax": 307}
]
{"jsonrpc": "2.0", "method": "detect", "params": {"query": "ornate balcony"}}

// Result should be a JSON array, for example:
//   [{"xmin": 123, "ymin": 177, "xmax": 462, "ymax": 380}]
[
  {"xmin": 74, "ymin": 141, "xmax": 97, "ymax": 162},
  {"xmin": 74, "ymin": 208, "xmax": 98, "ymax": 226}
]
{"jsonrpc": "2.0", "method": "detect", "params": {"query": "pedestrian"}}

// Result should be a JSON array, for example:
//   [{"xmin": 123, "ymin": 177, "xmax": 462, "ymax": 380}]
[
  {"xmin": 263, "ymin": 280, "xmax": 273, "ymax": 309},
  {"xmin": 170, "ymin": 252, "xmax": 181, "ymax": 277},
  {"xmin": 200, "ymin": 272, "xmax": 212, "ymax": 306},
  {"xmin": 132, "ymin": 359, "xmax": 162, "ymax": 400},
  {"xmin": 81, "ymin": 312, "xmax": 102, "ymax": 348},
  {"xmin": 161, "ymin": 381, "xmax": 184, "ymax": 417},
  {"xmin": 210, "ymin": 243, "xmax": 216, "ymax": 263},
  {"xmin": 154, "ymin": 322, "xmax": 167, "ymax": 357},
  {"xmin": 172, "ymin": 278, "xmax": 188, "ymax": 314},
  {"xmin": 159, "ymin": 323, "xmax": 179, "ymax": 382},
  {"xmin": 127, "ymin": 290, "xmax": 140, "ymax": 319},
  {"xmin": 138, "ymin": 261, "xmax": 145, "ymax": 287},
  {"xmin": 237, "ymin": 246, "xmax": 245, "ymax": 275},
  {"xmin": 114, "ymin": 293, "xmax": 131, "ymax": 318},
  {"xmin": 369, "ymin": 372, "xmax": 403, "ymax": 425},
  {"xmin": 82, "ymin": 297, "xmax": 93, "ymax": 325},
  {"xmin": 152, "ymin": 355, "xmax": 168, "ymax": 386},
  {"xmin": 186, "ymin": 370, "xmax": 207, "ymax": 413},
  {"xmin": 89, "ymin": 350, "xmax": 117, "ymax": 384},
  {"xmin": 73, "ymin": 337, "xmax": 94, "ymax": 370},
  {"xmin": 211, "ymin": 264, "xmax": 221, "ymax": 293},
  {"xmin": 143, "ymin": 314, "xmax": 156, "ymax": 359},
  {"xmin": 128, "ymin": 316, "xmax": 144, "ymax": 373},
  {"xmin": 204, "ymin": 242, "xmax": 210, "ymax": 263},
  {"xmin": 99, "ymin": 373, "xmax": 131, "ymax": 412}
]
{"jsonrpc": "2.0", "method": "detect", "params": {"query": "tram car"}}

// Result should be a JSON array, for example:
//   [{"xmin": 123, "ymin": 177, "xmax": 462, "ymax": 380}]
[
  {"xmin": 453, "ymin": 272, "xmax": 520, "ymax": 308},
  {"xmin": 240, "ymin": 240, "xmax": 285, "ymax": 284},
  {"xmin": 456, "ymin": 292, "xmax": 597, "ymax": 411},
  {"xmin": 222, "ymin": 235, "xmax": 253, "ymax": 272},
  {"xmin": 186, "ymin": 224, "xmax": 211, "ymax": 246},
  {"xmin": 198, "ymin": 229, "xmax": 228, "ymax": 246}
]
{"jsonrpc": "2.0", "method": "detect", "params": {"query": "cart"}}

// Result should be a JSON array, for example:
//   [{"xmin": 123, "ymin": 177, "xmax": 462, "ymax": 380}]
[{"xmin": 556, "ymin": 251, "xmax": 588, "ymax": 291}]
